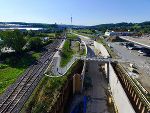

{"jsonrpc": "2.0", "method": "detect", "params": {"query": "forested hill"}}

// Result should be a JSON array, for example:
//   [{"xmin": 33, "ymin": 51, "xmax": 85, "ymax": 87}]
[
  {"xmin": 89, "ymin": 21, "xmax": 150, "ymax": 33},
  {"xmin": 0, "ymin": 22, "xmax": 58, "ymax": 28},
  {"xmin": 0, "ymin": 22, "xmax": 85, "ymax": 29}
]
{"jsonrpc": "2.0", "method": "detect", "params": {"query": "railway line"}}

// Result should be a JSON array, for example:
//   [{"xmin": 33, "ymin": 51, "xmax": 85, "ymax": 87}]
[{"xmin": 0, "ymin": 39, "xmax": 62, "ymax": 113}]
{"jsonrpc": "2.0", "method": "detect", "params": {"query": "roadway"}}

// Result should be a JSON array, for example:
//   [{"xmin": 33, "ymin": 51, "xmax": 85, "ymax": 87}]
[
  {"xmin": 85, "ymin": 61, "xmax": 110, "ymax": 113},
  {"xmin": 78, "ymin": 35, "xmax": 111, "ymax": 113}
]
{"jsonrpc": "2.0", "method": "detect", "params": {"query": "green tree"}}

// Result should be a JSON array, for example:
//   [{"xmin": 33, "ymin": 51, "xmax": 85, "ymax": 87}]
[
  {"xmin": 0, "ymin": 30, "xmax": 26, "ymax": 53},
  {"xmin": 0, "ymin": 40, "xmax": 2, "ymax": 55},
  {"xmin": 28, "ymin": 37, "xmax": 43, "ymax": 51}
]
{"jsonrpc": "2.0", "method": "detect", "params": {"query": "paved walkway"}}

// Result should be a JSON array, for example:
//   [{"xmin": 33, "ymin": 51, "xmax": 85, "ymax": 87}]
[{"xmin": 51, "ymin": 53, "xmax": 76, "ymax": 76}]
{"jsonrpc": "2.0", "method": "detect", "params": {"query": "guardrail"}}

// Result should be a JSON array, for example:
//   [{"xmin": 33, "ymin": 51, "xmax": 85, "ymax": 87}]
[{"xmin": 119, "ymin": 64, "xmax": 150, "ymax": 111}]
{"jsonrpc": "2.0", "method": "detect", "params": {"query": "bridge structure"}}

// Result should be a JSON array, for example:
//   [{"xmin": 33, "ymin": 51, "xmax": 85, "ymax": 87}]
[
  {"xmin": 75, "ymin": 56, "xmax": 127, "ymax": 63},
  {"xmin": 49, "ymin": 37, "xmax": 81, "ymax": 42},
  {"xmin": 75, "ymin": 56, "xmax": 127, "ymax": 82}
]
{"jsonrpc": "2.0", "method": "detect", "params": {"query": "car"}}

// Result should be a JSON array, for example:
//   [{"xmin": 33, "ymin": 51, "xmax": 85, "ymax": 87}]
[
  {"xmin": 90, "ymin": 43, "xmax": 94, "ymax": 46},
  {"xmin": 132, "ymin": 47, "xmax": 141, "ymax": 50},
  {"xmin": 128, "ymin": 47, "xmax": 133, "ymax": 50},
  {"xmin": 138, "ymin": 50, "xmax": 144, "ymax": 54},
  {"xmin": 126, "ymin": 43, "xmax": 134, "ymax": 48}
]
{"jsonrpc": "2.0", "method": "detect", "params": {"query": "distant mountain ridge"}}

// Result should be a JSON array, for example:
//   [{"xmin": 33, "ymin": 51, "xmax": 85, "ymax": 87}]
[
  {"xmin": 0, "ymin": 21, "xmax": 150, "ymax": 32},
  {"xmin": 0, "ymin": 22, "xmax": 86, "ymax": 29}
]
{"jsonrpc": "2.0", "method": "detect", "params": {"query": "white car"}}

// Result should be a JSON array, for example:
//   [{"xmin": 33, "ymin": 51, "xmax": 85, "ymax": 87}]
[
  {"xmin": 128, "ymin": 47, "xmax": 133, "ymax": 50},
  {"xmin": 138, "ymin": 50, "xmax": 144, "ymax": 54}
]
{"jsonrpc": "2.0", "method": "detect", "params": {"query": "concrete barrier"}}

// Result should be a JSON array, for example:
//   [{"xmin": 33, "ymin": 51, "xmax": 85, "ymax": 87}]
[{"xmin": 94, "ymin": 41, "xmax": 135, "ymax": 113}]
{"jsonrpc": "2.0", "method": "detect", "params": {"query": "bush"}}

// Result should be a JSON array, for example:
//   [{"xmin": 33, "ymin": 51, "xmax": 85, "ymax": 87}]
[{"xmin": 0, "ymin": 64, "xmax": 8, "ymax": 69}]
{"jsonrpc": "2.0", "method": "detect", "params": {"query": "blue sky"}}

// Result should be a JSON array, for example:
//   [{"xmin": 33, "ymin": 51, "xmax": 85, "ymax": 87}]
[{"xmin": 0, "ymin": 0, "xmax": 150, "ymax": 25}]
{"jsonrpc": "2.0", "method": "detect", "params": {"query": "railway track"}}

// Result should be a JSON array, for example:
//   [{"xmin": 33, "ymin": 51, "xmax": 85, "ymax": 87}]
[{"xmin": 0, "ymin": 39, "xmax": 62, "ymax": 113}]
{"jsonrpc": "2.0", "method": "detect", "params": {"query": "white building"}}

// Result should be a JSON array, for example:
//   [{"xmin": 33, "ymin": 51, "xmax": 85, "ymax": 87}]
[{"xmin": 105, "ymin": 30, "xmax": 116, "ymax": 36}]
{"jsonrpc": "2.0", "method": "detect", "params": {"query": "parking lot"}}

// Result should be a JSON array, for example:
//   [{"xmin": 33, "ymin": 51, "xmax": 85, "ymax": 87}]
[
  {"xmin": 120, "ymin": 36, "xmax": 150, "ymax": 48},
  {"xmin": 110, "ymin": 42, "xmax": 150, "ymax": 92}
]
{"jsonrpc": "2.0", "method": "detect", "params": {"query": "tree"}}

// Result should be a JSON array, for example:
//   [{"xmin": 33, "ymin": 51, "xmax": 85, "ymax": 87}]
[
  {"xmin": 28, "ymin": 37, "xmax": 43, "ymax": 51},
  {"xmin": 0, "ymin": 41, "xmax": 2, "ymax": 55},
  {"xmin": 55, "ymin": 30, "xmax": 63, "ymax": 38},
  {"xmin": 0, "ymin": 30, "xmax": 26, "ymax": 53}
]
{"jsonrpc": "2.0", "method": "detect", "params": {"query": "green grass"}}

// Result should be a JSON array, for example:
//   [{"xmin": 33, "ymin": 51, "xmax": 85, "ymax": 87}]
[
  {"xmin": 32, "ymin": 52, "xmax": 42, "ymax": 59},
  {"xmin": 60, "ymin": 40, "xmax": 74, "ymax": 67},
  {"xmin": 47, "ymin": 33, "xmax": 55, "ymax": 38},
  {"xmin": 73, "ymin": 30, "xmax": 97, "ymax": 39},
  {"xmin": 22, "ymin": 76, "xmax": 67, "ymax": 113},
  {"xmin": 77, "ymin": 32, "xmax": 96, "ymax": 38},
  {"xmin": 0, "ymin": 66, "xmax": 24, "ymax": 94},
  {"xmin": 73, "ymin": 41, "xmax": 80, "ymax": 53},
  {"xmin": 67, "ymin": 33, "xmax": 78, "ymax": 39},
  {"xmin": 0, "ymin": 52, "xmax": 41, "ymax": 95},
  {"xmin": 80, "ymin": 47, "xmax": 86, "ymax": 56},
  {"xmin": 74, "ymin": 29, "xmax": 95, "ymax": 35}
]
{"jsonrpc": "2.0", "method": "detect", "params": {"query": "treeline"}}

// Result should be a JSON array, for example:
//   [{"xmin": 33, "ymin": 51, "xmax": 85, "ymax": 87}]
[
  {"xmin": 88, "ymin": 21, "xmax": 150, "ymax": 33},
  {"xmin": 0, "ymin": 29, "xmax": 64, "ymax": 54},
  {"xmin": 0, "ymin": 22, "xmax": 59, "ymax": 29}
]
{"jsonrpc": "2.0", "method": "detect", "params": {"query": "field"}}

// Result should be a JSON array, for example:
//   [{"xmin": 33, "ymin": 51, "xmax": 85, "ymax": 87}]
[
  {"xmin": 0, "ymin": 52, "xmax": 41, "ymax": 94},
  {"xmin": 67, "ymin": 33, "xmax": 78, "ymax": 39}
]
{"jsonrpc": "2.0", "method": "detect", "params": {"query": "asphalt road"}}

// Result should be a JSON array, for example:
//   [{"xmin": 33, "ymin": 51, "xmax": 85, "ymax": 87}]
[
  {"xmin": 87, "ymin": 46, "xmax": 95, "ymax": 57},
  {"xmin": 85, "ymin": 61, "xmax": 110, "ymax": 113},
  {"xmin": 78, "ymin": 35, "xmax": 111, "ymax": 113}
]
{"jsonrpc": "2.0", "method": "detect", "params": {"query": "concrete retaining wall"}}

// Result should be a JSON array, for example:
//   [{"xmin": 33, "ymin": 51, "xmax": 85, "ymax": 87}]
[
  {"xmin": 80, "ymin": 40, "xmax": 87, "ymax": 92},
  {"xmin": 80, "ymin": 60, "xmax": 86, "ymax": 92},
  {"xmin": 94, "ymin": 41, "xmax": 110, "ymax": 57},
  {"xmin": 109, "ymin": 64, "xmax": 135, "ymax": 113},
  {"xmin": 94, "ymin": 41, "xmax": 135, "ymax": 113}
]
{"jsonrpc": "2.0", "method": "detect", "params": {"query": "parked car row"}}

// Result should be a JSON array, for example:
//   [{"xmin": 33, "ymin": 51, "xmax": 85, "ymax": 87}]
[{"xmin": 119, "ymin": 42, "xmax": 150, "ymax": 56}]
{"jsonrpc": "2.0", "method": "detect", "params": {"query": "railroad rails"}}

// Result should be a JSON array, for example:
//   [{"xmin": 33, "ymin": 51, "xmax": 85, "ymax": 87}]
[{"xmin": 0, "ymin": 39, "xmax": 62, "ymax": 113}]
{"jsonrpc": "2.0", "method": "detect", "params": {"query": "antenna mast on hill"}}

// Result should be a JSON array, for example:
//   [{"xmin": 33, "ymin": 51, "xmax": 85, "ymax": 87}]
[
  {"xmin": 71, "ymin": 16, "xmax": 72, "ymax": 25},
  {"xmin": 70, "ymin": 16, "xmax": 72, "ymax": 33}
]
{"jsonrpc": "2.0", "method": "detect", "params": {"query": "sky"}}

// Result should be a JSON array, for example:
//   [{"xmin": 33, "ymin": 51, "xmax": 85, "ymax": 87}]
[{"xmin": 0, "ymin": 0, "xmax": 150, "ymax": 25}]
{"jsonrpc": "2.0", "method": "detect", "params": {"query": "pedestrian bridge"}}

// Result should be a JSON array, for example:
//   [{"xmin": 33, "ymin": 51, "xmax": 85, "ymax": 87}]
[{"xmin": 75, "ymin": 56, "xmax": 127, "ymax": 63}]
